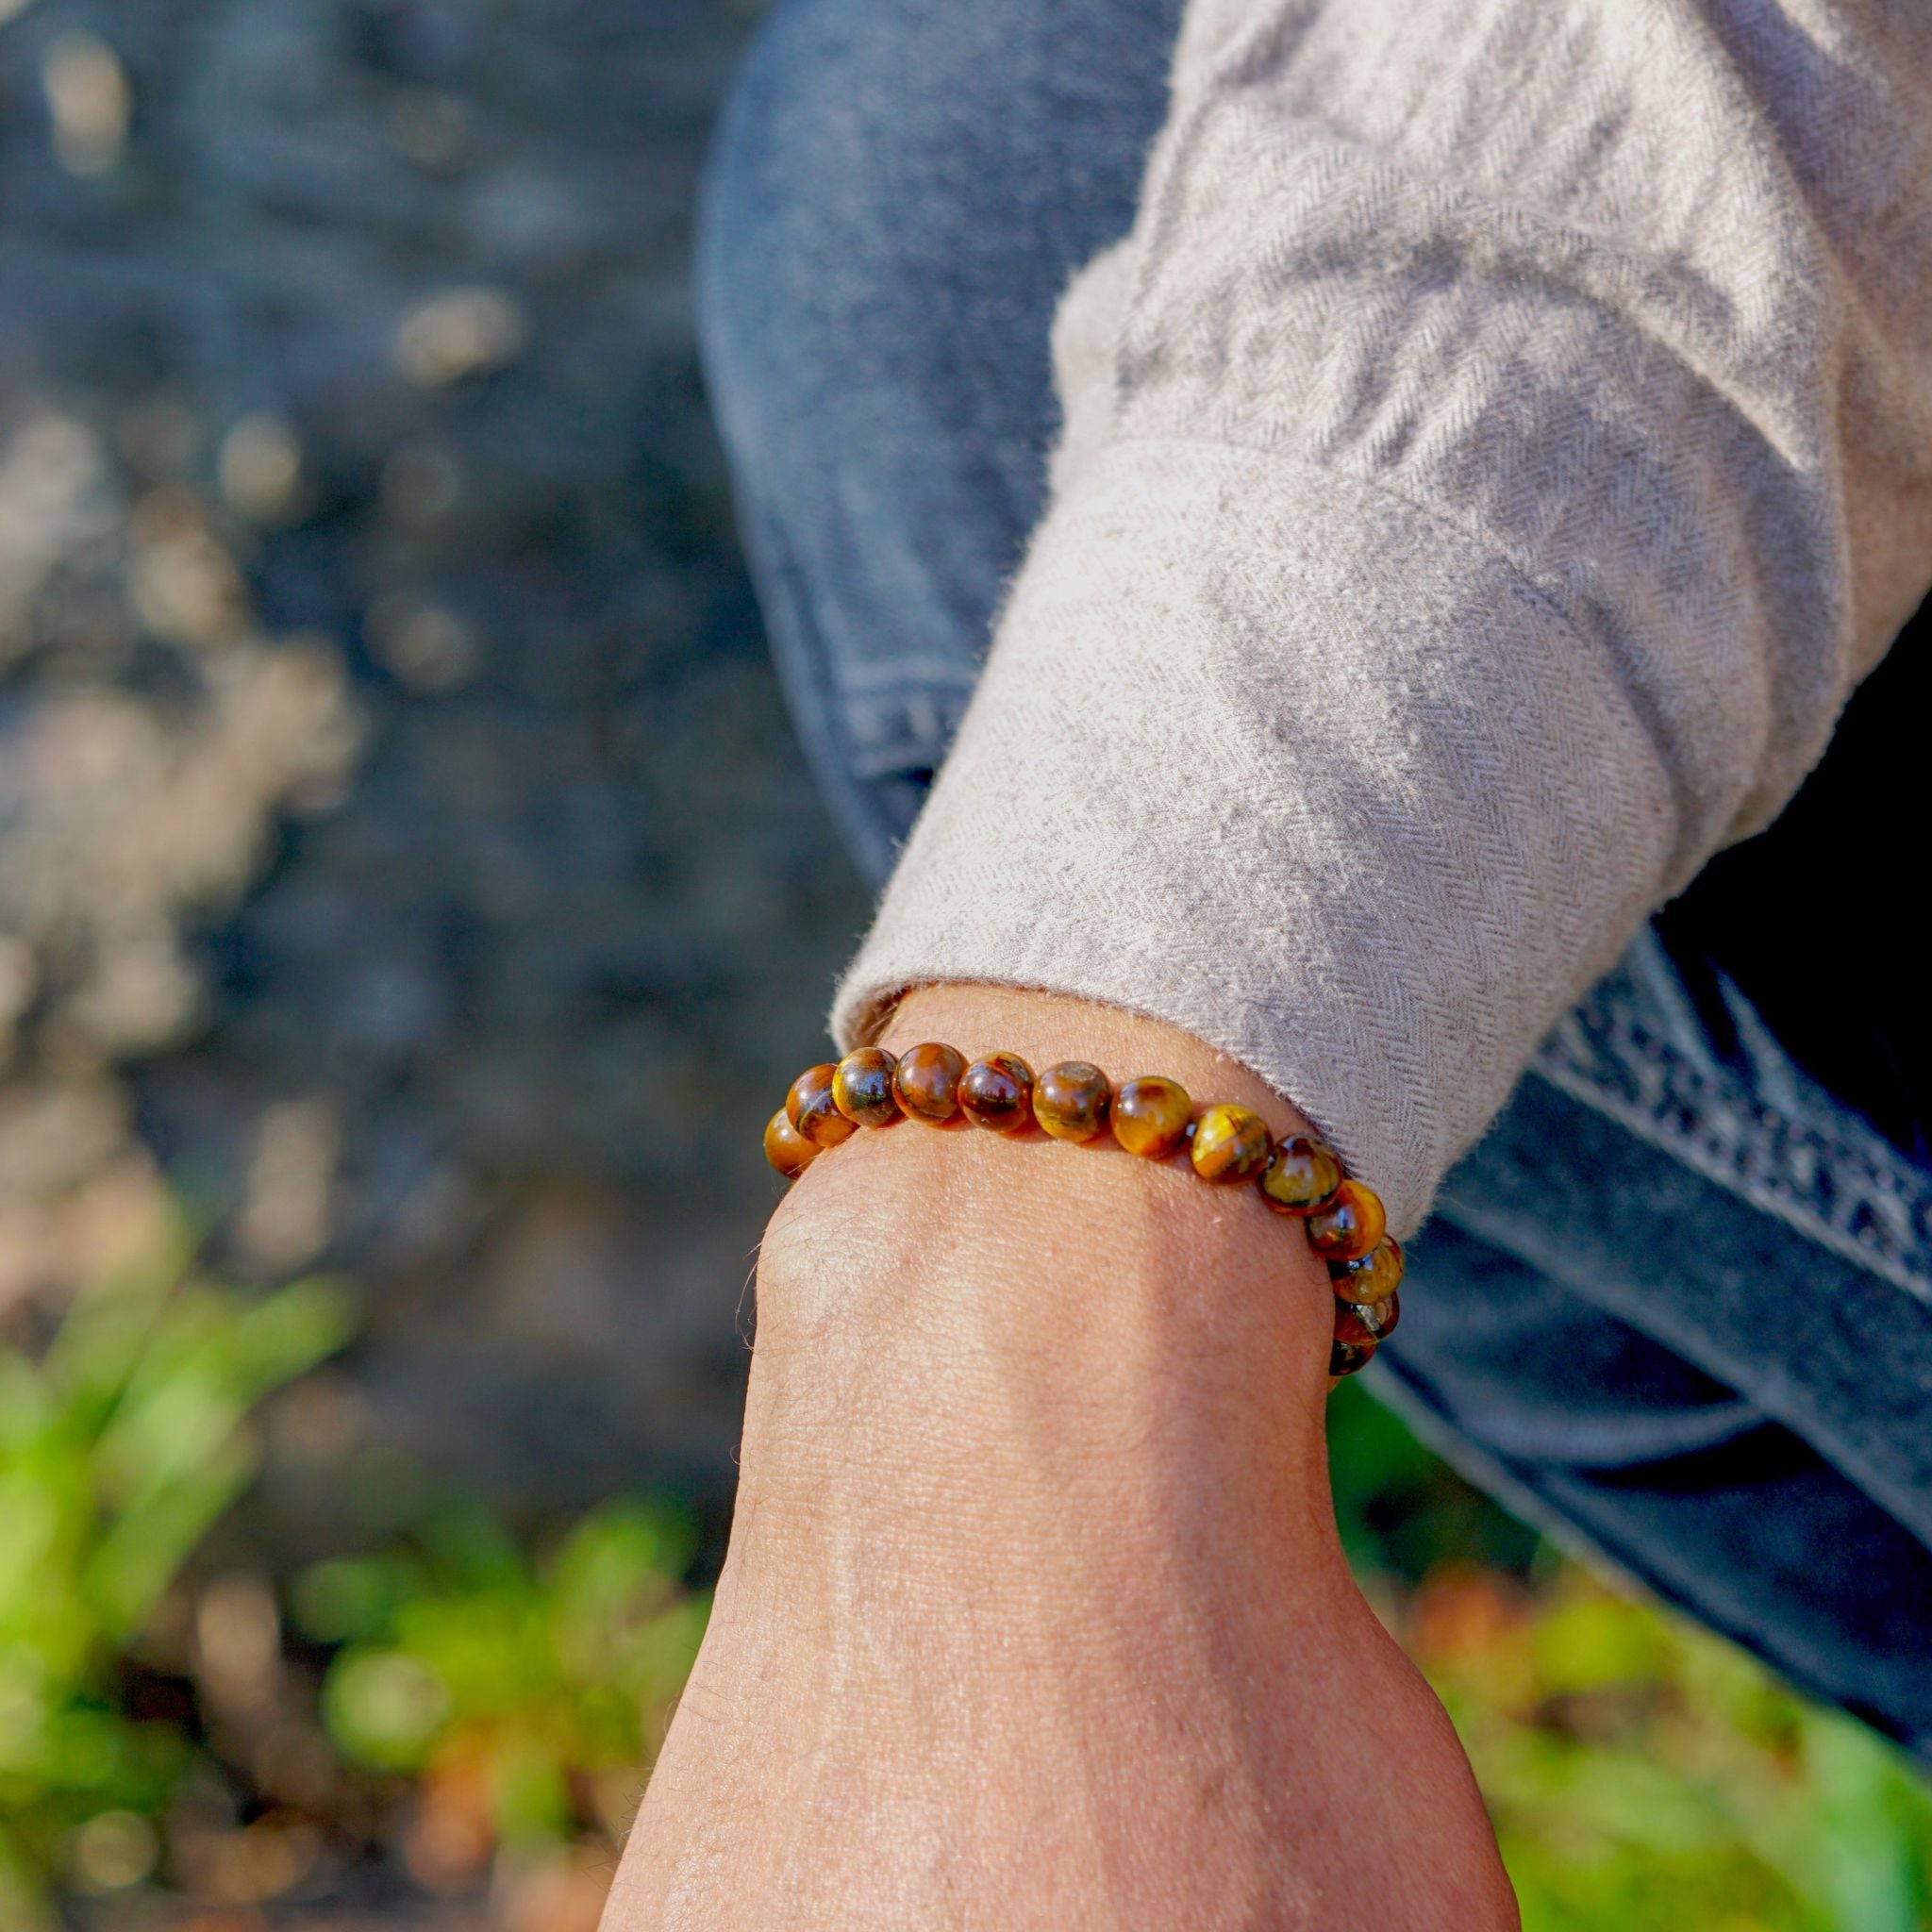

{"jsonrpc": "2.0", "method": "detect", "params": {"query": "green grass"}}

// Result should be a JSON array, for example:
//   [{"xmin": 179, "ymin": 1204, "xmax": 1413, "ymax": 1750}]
[
  {"xmin": 0, "ymin": 1211, "xmax": 354, "ymax": 1922},
  {"xmin": 1328, "ymin": 1381, "xmax": 1932, "ymax": 1931},
  {"xmin": 2, "ymin": 1223, "xmax": 1927, "ymax": 1926}
]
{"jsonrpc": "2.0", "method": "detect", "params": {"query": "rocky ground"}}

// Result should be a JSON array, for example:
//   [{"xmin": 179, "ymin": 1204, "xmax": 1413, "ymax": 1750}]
[{"xmin": 0, "ymin": 0, "xmax": 868, "ymax": 1544}]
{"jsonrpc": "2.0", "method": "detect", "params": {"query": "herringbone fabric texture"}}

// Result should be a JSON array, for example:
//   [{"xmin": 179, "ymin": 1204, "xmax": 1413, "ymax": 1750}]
[{"xmin": 832, "ymin": 0, "xmax": 1932, "ymax": 1235}]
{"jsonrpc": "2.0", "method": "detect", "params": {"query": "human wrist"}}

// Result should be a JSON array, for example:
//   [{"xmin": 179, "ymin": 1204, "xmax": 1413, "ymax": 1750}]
[
  {"xmin": 874, "ymin": 982, "xmax": 1324, "ymax": 1141},
  {"xmin": 610, "ymin": 992, "xmax": 1519, "ymax": 1932},
  {"xmin": 746, "ymin": 984, "xmax": 1341, "ymax": 1540},
  {"xmin": 767, "ymin": 983, "xmax": 1335, "ymax": 1333}
]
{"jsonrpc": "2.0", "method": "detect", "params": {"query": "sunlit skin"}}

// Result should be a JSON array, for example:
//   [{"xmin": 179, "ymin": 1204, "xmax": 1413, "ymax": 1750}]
[{"xmin": 605, "ymin": 985, "xmax": 1518, "ymax": 1931}]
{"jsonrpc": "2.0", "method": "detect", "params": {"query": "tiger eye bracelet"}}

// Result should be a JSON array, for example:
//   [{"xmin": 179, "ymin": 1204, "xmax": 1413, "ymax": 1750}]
[{"xmin": 765, "ymin": 1043, "xmax": 1402, "ymax": 1381}]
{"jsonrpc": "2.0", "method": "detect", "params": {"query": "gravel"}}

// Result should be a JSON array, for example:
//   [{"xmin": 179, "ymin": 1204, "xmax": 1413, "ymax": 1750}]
[{"xmin": 0, "ymin": 0, "xmax": 870, "ymax": 1536}]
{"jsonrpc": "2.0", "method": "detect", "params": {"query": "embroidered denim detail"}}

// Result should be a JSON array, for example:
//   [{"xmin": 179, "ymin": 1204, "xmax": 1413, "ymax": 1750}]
[{"xmin": 1534, "ymin": 933, "xmax": 1932, "ymax": 1304}]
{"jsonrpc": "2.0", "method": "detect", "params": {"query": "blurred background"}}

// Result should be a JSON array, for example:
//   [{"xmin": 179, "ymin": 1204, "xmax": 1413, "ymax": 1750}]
[{"xmin": 0, "ymin": 3, "xmax": 1928, "ymax": 1928}]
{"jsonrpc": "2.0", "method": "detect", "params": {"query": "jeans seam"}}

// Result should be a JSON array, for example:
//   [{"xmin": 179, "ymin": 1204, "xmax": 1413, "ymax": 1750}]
[{"xmin": 1533, "ymin": 950, "xmax": 1932, "ymax": 1306}]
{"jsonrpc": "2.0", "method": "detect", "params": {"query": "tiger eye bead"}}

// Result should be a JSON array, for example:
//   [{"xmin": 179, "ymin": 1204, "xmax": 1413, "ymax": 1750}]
[
  {"xmin": 833, "ymin": 1047, "xmax": 903, "ymax": 1127},
  {"xmin": 1329, "ymin": 1337, "xmax": 1377, "ymax": 1378},
  {"xmin": 1328, "ymin": 1237, "xmax": 1405, "ymax": 1305},
  {"xmin": 786, "ymin": 1063, "xmax": 858, "ymax": 1149},
  {"xmin": 893, "ymin": 1041, "xmax": 968, "ymax": 1123},
  {"xmin": 958, "ymin": 1051, "xmax": 1035, "ymax": 1132},
  {"xmin": 763, "ymin": 1109, "xmax": 817, "ymax": 1179},
  {"xmin": 1111, "ymin": 1076, "xmax": 1193, "ymax": 1159},
  {"xmin": 1333, "ymin": 1292, "xmax": 1400, "ymax": 1350},
  {"xmin": 1033, "ymin": 1061, "xmax": 1112, "ymax": 1142},
  {"xmin": 1189, "ymin": 1104, "xmax": 1272, "ymax": 1184},
  {"xmin": 1306, "ymin": 1178, "xmax": 1388, "ymax": 1260},
  {"xmin": 1258, "ymin": 1136, "xmax": 1343, "ymax": 1217}
]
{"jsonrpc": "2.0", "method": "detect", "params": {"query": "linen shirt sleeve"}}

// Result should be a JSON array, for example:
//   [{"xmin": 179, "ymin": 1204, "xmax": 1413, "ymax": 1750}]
[{"xmin": 830, "ymin": 0, "xmax": 1932, "ymax": 1236}]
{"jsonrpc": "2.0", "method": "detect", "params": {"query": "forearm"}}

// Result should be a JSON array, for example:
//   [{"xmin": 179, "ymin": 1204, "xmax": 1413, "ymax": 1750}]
[
  {"xmin": 741, "ymin": 982, "xmax": 1347, "ymax": 1738},
  {"xmin": 758, "ymin": 980, "xmax": 1341, "ymax": 1477},
  {"xmin": 607, "ymin": 988, "xmax": 1514, "ymax": 1930}
]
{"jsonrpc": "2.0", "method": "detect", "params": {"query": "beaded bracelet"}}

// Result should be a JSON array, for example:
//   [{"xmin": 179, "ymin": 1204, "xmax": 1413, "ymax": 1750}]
[{"xmin": 763, "ymin": 1044, "xmax": 1402, "ymax": 1381}]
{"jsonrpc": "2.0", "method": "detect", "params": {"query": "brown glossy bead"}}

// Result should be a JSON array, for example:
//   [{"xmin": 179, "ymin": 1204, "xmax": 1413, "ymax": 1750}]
[
  {"xmin": 1328, "ymin": 1237, "xmax": 1405, "ymax": 1305},
  {"xmin": 893, "ymin": 1041, "xmax": 968, "ymax": 1123},
  {"xmin": 958, "ymin": 1051, "xmax": 1035, "ymax": 1132},
  {"xmin": 1334, "ymin": 1292, "xmax": 1400, "ymax": 1350},
  {"xmin": 1033, "ymin": 1061, "xmax": 1112, "ymax": 1142},
  {"xmin": 786, "ymin": 1063, "xmax": 858, "ymax": 1149},
  {"xmin": 1111, "ymin": 1076, "xmax": 1193, "ymax": 1159},
  {"xmin": 1258, "ymin": 1136, "xmax": 1343, "ymax": 1216},
  {"xmin": 833, "ymin": 1047, "xmax": 902, "ymax": 1127},
  {"xmin": 1306, "ymin": 1178, "xmax": 1387, "ymax": 1261},
  {"xmin": 1189, "ymin": 1103, "xmax": 1272, "ymax": 1184},
  {"xmin": 1329, "ymin": 1337, "xmax": 1377, "ymax": 1378},
  {"xmin": 763, "ymin": 1109, "xmax": 817, "ymax": 1179}
]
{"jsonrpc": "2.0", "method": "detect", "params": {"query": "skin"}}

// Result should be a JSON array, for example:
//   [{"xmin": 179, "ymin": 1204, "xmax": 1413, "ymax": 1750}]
[{"xmin": 604, "ymin": 986, "xmax": 1520, "ymax": 1930}]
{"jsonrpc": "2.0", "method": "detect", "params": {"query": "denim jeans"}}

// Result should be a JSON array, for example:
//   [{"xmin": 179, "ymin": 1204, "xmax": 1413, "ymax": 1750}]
[{"xmin": 697, "ymin": 0, "xmax": 1932, "ymax": 1756}]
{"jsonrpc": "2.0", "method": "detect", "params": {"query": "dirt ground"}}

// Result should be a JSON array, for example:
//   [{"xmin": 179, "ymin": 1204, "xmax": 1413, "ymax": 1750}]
[{"xmin": 0, "ymin": 0, "xmax": 866, "ymax": 1558}]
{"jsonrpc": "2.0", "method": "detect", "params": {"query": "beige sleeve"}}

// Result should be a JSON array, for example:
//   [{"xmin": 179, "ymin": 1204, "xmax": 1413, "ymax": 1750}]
[{"xmin": 833, "ymin": 0, "xmax": 1932, "ymax": 1235}]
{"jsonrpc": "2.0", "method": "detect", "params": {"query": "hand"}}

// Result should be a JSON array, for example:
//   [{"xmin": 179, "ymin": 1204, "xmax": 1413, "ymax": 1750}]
[{"xmin": 603, "ymin": 986, "xmax": 1518, "ymax": 1930}]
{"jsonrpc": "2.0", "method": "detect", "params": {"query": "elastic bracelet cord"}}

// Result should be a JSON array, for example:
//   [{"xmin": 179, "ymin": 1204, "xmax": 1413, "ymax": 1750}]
[{"xmin": 764, "ymin": 1044, "xmax": 1402, "ymax": 1381}]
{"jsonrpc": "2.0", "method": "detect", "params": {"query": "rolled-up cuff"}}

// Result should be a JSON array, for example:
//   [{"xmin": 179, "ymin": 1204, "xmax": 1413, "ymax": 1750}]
[{"xmin": 833, "ymin": 439, "xmax": 1674, "ymax": 1236}]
